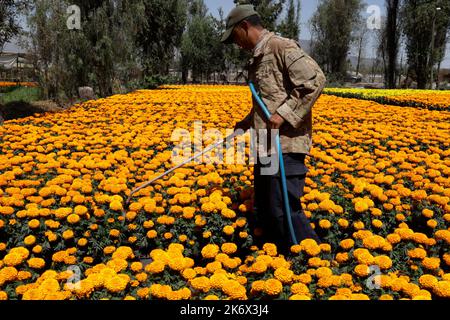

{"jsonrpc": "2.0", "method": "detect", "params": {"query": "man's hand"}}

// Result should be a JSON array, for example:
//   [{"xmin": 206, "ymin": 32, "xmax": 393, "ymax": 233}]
[{"xmin": 269, "ymin": 113, "xmax": 285, "ymax": 129}]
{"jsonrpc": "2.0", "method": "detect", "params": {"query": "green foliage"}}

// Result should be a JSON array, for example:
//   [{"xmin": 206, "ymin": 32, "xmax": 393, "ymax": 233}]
[
  {"xmin": 234, "ymin": 0, "xmax": 286, "ymax": 32},
  {"xmin": 142, "ymin": 74, "xmax": 181, "ymax": 89},
  {"xmin": 278, "ymin": 0, "xmax": 301, "ymax": 40},
  {"xmin": 0, "ymin": 1, "xmax": 28, "ymax": 52},
  {"xmin": 137, "ymin": 0, "xmax": 188, "ymax": 77},
  {"xmin": 310, "ymin": 0, "xmax": 364, "ymax": 80},
  {"xmin": 401, "ymin": 0, "xmax": 450, "ymax": 89},
  {"xmin": 0, "ymin": 86, "xmax": 42, "ymax": 104},
  {"xmin": 26, "ymin": 0, "xmax": 143, "ymax": 99},
  {"xmin": 181, "ymin": 0, "xmax": 226, "ymax": 83}
]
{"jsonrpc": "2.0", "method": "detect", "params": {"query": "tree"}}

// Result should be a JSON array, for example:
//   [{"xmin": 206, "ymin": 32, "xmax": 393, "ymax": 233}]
[
  {"xmin": 402, "ymin": 0, "xmax": 450, "ymax": 89},
  {"xmin": 0, "ymin": 0, "xmax": 28, "ymax": 53},
  {"xmin": 136, "ymin": 0, "xmax": 188, "ymax": 76},
  {"xmin": 181, "ymin": 0, "xmax": 218, "ymax": 83},
  {"xmin": 352, "ymin": 18, "xmax": 369, "ymax": 81},
  {"xmin": 310, "ymin": 0, "xmax": 364, "ymax": 80},
  {"xmin": 278, "ymin": 0, "xmax": 301, "ymax": 41},
  {"xmin": 385, "ymin": 0, "xmax": 401, "ymax": 88},
  {"xmin": 234, "ymin": 0, "xmax": 286, "ymax": 32},
  {"xmin": 26, "ymin": 0, "xmax": 143, "ymax": 99}
]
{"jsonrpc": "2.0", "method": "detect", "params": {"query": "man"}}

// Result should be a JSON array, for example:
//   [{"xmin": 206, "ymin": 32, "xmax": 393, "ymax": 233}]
[{"xmin": 221, "ymin": 5, "xmax": 325, "ymax": 255}]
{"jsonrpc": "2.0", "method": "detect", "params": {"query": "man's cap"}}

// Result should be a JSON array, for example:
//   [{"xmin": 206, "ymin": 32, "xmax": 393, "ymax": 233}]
[{"xmin": 221, "ymin": 4, "xmax": 259, "ymax": 44}]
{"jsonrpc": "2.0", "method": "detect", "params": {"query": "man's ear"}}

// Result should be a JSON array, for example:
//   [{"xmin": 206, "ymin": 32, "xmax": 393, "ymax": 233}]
[{"xmin": 240, "ymin": 20, "xmax": 250, "ymax": 32}]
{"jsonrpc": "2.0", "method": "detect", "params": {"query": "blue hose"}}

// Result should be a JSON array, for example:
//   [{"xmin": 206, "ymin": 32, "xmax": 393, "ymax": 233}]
[{"xmin": 249, "ymin": 82, "xmax": 298, "ymax": 245}]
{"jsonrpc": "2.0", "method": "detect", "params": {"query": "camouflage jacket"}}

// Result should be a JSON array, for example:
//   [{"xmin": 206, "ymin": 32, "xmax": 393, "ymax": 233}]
[{"xmin": 242, "ymin": 30, "xmax": 326, "ymax": 156}]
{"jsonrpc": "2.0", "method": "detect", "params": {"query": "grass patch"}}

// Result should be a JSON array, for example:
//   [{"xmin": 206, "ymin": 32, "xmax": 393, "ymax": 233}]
[{"xmin": 0, "ymin": 86, "xmax": 43, "ymax": 104}]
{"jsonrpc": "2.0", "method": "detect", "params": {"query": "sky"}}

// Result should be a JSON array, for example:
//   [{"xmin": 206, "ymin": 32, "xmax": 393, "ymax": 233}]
[{"xmin": 4, "ymin": 0, "xmax": 450, "ymax": 68}]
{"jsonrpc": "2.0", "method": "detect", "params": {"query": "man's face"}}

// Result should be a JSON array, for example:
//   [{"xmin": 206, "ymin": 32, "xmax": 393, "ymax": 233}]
[{"xmin": 231, "ymin": 23, "xmax": 253, "ymax": 51}]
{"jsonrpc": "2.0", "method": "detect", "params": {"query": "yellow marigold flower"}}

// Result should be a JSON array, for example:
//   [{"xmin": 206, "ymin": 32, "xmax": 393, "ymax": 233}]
[
  {"xmin": 263, "ymin": 243, "xmax": 278, "ymax": 257},
  {"xmin": 319, "ymin": 243, "xmax": 331, "ymax": 252},
  {"xmin": 408, "ymin": 248, "xmax": 427, "ymax": 259},
  {"xmin": 74, "ymin": 205, "xmax": 88, "ymax": 216},
  {"xmin": 143, "ymin": 220, "xmax": 154, "ymax": 229},
  {"xmin": 221, "ymin": 208, "xmax": 236, "ymax": 219},
  {"xmin": 251, "ymin": 280, "xmax": 265, "ymax": 292},
  {"xmin": 354, "ymin": 264, "xmax": 370, "ymax": 277},
  {"xmin": 274, "ymin": 267, "xmax": 294, "ymax": 284},
  {"xmin": 427, "ymin": 219, "xmax": 438, "ymax": 228},
  {"xmin": 319, "ymin": 219, "xmax": 332, "ymax": 229},
  {"xmin": 145, "ymin": 261, "xmax": 165, "ymax": 274},
  {"xmin": 83, "ymin": 257, "xmax": 94, "ymax": 264},
  {"xmin": 17, "ymin": 271, "xmax": 32, "ymax": 281},
  {"xmin": 164, "ymin": 232, "xmax": 173, "ymax": 239},
  {"xmin": 77, "ymin": 238, "xmax": 88, "ymax": 247},
  {"xmin": 27, "ymin": 258, "xmax": 45, "ymax": 269},
  {"xmin": 435, "ymin": 230, "xmax": 450, "ymax": 244},
  {"xmin": 300, "ymin": 239, "xmax": 321, "ymax": 256},
  {"xmin": 433, "ymin": 281, "xmax": 450, "ymax": 298},
  {"xmin": 109, "ymin": 200, "xmax": 123, "ymax": 211},
  {"xmin": 263, "ymin": 279, "xmax": 283, "ymax": 296},
  {"xmin": 387, "ymin": 233, "xmax": 401, "ymax": 244},
  {"xmin": 62, "ymin": 230, "xmax": 74, "ymax": 240},
  {"xmin": 354, "ymin": 200, "xmax": 369, "ymax": 213},
  {"xmin": 190, "ymin": 276, "xmax": 211, "ymax": 293},
  {"xmin": 250, "ymin": 261, "xmax": 268, "ymax": 274},
  {"xmin": 202, "ymin": 231, "xmax": 211, "ymax": 239},
  {"xmin": 336, "ymin": 252, "xmax": 349, "ymax": 264},
  {"xmin": 221, "ymin": 243, "xmax": 237, "ymax": 255},
  {"xmin": 353, "ymin": 221, "xmax": 365, "ymax": 230},
  {"xmin": 182, "ymin": 207, "xmax": 195, "ymax": 219},
  {"xmin": 24, "ymin": 235, "xmax": 36, "ymax": 246},
  {"xmin": 146, "ymin": 230, "xmax": 157, "ymax": 239},
  {"xmin": 201, "ymin": 244, "xmax": 220, "ymax": 259},
  {"xmin": 290, "ymin": 245, "xmax": 302, "ymax": 254},
  {"xmin": 222, "ymin": 279, "xmax": 246, "ymax": 299},
  {"xmin": 362, "ymin": 235, "xmax": 386, "ymax": 250},
  {"xmin": 109, "ymin": 229, "xmax": 120, "ymax": 237},
  {"xmin": 315, "ymin": 267, "xmax": 333, "ymax": 278},
  {"xmin": 289, "ymin": 294, "xmax": 311, "ymax": 300},
  {"xmin": 201, "ymin": 202, "xmax": 215, "ymax": 214},
  {"xmin": 28, "ymin": 219, "xmax": 40, "ymax": 229},
  {"xmin": 422, "ymin": 257, "xmax": 440, "ymax": 270},
  {"xmin": 372, "ymin": 219, "xmax": 383, "ymax": 228},
  {"xmin": 338, "ymin": 219, "xmax": 349, "ymax": 228},
  {"xmin": 340, "ymin": 239, "xmax": 354, "ymax": 250},
  {"xmin": 130, "ymin": 262, "xmax": 143, "ymax": 272},
  {"xmin": 223, "ymin": 225, "xmax": 234, "ymax": 235},
  {"xmin": 444, "ymin": 254, "xmax": 450, "ymax": 267},
  {"xmin": 291, "ymin": 282, "xmax": 310, "ymax": 295},
  {"xmin": 3, "ymin": 253, "xmax": 23, "ymax": 267},
  {"xmin": 182, "ymin": 268, "xmax": 197, "ymax": 280},
  {"xmin": 374, "ymin": 255, "xmax": 392, "ymax": 270},
  {"xmin": 105, "ymin": 276, "xmax": 128, "ymax": 293}
]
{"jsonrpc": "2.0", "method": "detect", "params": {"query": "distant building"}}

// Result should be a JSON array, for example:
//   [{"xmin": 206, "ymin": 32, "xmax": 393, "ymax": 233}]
[{"xmin": 0, "ymin": 52, "xmax": 35, "ymax": 81}]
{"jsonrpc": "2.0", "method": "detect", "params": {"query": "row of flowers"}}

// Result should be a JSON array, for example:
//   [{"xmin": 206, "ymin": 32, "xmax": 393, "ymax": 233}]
[
  {"xmin": 0, "ymin": 81, "xmax": 38, "ymax": 88},
  {"xmin": 0, "ymin": 86, "xmax": 449, "ymax": 300},
  {"xmin": 323, "ymin": 88, "xmax": 450, "ymax": 111}
]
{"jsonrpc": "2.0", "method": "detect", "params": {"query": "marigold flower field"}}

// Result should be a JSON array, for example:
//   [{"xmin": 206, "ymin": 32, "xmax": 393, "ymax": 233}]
[{"xmin": 0, "ymin": 85, "xmax": 449, "ymax": 300}]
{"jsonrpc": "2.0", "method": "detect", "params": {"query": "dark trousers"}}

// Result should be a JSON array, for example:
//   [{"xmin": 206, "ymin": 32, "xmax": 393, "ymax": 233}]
[{"xmin": 252, "ymin": 153, "xmax": 321, "ymax": 255}]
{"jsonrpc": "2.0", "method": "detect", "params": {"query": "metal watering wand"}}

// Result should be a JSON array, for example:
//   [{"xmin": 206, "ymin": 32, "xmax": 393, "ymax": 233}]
[
  {"xmin": 121, "ymin": 130, "xmax": 239, "ymax": 218},
  {"xmin": 249, "ymin": 81, "xmax": 299, "ymax": 246}
]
